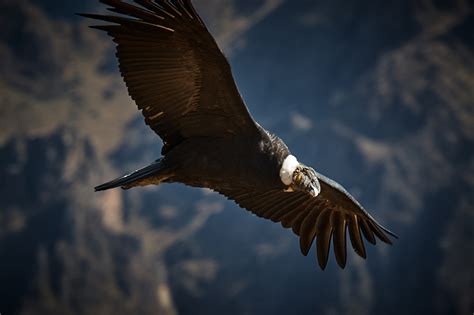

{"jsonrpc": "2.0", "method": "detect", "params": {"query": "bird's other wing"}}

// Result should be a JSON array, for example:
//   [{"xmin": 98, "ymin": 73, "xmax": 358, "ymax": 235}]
[
  {"xmin": 80, "ymin": 0, "xmax": 259, "ymax": 154},
  {"xmin": 216, "ymin": 173, "xmax": 397, "ymax": 270}
]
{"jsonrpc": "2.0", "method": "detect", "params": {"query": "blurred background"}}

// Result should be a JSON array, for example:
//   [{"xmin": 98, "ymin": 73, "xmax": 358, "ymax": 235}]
[{"xmin": 0, "ymin": 0, "xmax": 473, "ymax": 314}]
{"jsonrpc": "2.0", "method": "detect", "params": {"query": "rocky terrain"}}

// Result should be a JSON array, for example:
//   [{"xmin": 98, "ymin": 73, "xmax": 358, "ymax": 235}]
[{"xmin": 0, "ymin": 0, "xmax": 472, "ymax": 314}]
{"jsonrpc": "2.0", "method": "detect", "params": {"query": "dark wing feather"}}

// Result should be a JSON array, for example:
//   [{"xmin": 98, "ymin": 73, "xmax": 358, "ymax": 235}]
[
  {"xmin": 316, "ymin": 209, "xmax": 333, "ymax": 270},
  {"xmin": 217, "ymin": 172, "xmax": 397, "ymax": 269},
  {"xmin": 332, "ymin": 212, "xmax": 347, "ymax": 268},
  {"xmin": 299, "ymin": 208, "xmax": 321, "ymax": 255},
  {"xmin": 80, "ymin": 0, "xmax": 258, "ymax": 154}
]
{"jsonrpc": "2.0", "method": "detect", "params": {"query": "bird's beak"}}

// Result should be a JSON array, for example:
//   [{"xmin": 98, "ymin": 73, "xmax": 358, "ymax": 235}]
[{"xmin": 309, "ymin": 184, "xmax": 320, "ymax": 197}]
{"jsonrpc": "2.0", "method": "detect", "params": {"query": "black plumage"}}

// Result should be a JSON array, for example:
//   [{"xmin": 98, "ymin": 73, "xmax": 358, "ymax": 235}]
[{"xmin": 81, "ymin": 0, "xmax": 397, "ymax": 270}]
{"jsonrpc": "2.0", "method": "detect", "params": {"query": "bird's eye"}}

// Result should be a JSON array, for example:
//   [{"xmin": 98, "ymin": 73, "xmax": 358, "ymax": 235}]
[{"xmin": 295, "ymin": 173, "xmax": 303, "ymax": 184}]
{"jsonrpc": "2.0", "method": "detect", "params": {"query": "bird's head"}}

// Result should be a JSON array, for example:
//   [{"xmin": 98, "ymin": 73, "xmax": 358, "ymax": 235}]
[{"xmin": 280, "ymin": 155, "xmax": 321, "ymax": 197}]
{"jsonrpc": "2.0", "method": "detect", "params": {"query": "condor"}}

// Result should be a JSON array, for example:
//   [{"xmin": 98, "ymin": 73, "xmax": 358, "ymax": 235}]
[{"xmin": 80, "ymin": 0, "xmax": 397, "ymax": 270}]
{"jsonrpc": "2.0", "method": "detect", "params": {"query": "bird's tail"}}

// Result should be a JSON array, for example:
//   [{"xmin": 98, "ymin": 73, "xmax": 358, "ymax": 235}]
[{"xmin": 95, "ymin": 158, "xmax": 167, "ymax": 192}]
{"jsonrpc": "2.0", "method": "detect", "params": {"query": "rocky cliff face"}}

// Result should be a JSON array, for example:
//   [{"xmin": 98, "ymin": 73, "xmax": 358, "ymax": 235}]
[{"xmin": 0, "ymin": 1, "xmax": 472, "ymax": 315}]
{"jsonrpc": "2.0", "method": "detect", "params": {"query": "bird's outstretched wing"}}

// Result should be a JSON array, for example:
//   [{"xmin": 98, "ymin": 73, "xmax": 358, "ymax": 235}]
[
  {"xmin": 216, "ymin": 172, "xmax": 397, "ymax": 269},
  {"xmin": 80, "ymin": 0, "xmax": 259, "ymax": 154}
]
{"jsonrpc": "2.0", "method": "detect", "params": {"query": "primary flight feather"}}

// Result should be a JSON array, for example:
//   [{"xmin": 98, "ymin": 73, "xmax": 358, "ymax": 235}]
[{"xmin": 80, "ymin": 0, "xmax": 397, "ymax": 270}]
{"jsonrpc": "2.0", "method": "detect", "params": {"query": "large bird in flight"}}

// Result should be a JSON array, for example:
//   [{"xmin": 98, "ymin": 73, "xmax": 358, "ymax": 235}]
[{"xmin": 81, "ymin": 0, "xmax": 397, "ymax": 269}]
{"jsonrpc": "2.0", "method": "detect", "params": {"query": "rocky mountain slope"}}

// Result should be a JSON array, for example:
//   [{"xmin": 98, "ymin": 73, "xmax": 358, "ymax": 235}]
[{"xmin": 0, "ymin": 1, "xmax": 472, "ymax": 314}]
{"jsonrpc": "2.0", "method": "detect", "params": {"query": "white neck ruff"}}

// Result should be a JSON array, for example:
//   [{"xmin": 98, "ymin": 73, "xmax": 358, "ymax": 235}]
[{"xmin": 279, "ymin": 155, "xmax": 299, "ymax": 186}]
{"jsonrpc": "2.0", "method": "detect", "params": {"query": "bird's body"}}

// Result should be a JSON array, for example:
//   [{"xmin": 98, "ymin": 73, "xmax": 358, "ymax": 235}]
[
  {"xmin": 167, "ymin": 127, "xmax": 288, "ymax": 190},
  {"xmin": 97, "ymin": 125, "xmax": 287, "ymax": 192},
  {"xmin": 82, "ymin": 0, "xmax": 397, "ymax": 269}
]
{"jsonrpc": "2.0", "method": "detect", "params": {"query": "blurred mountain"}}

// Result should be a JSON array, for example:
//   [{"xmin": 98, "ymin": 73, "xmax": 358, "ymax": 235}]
[{"xmin": 0, "ymin": 1, "xmax": 472, "ymax": 315}]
